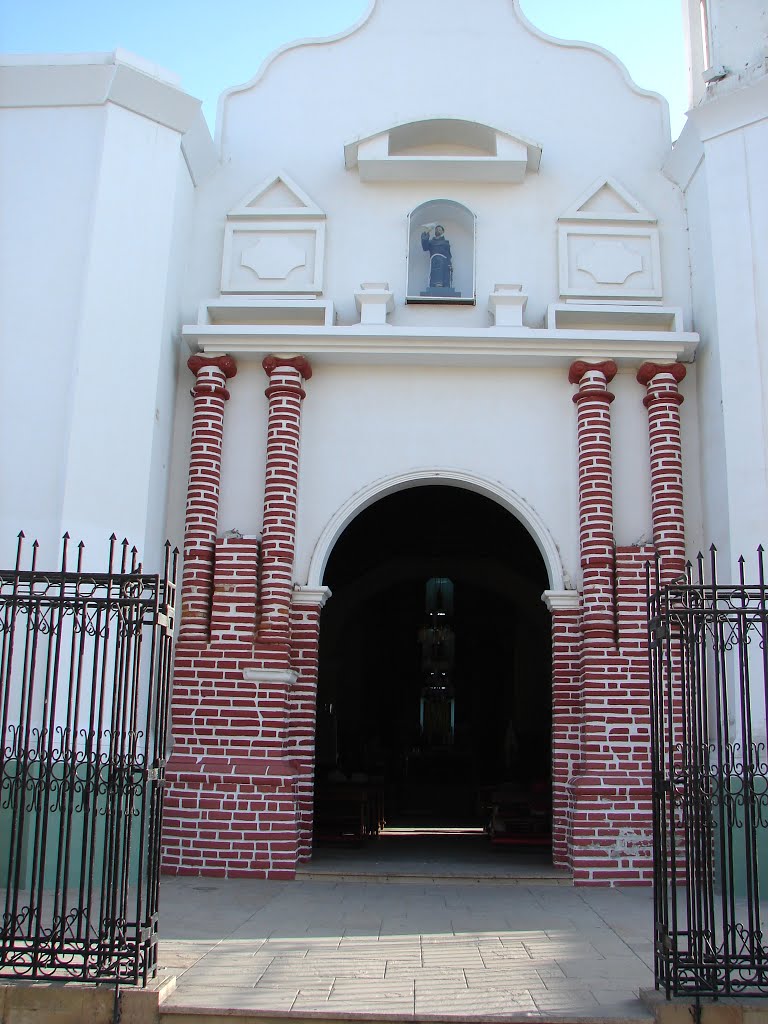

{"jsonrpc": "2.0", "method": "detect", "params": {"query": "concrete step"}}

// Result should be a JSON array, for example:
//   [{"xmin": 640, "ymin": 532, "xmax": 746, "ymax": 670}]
[{"xmin": 160, "ymin": 1011, "xmax": 654, "ymax": 1024}]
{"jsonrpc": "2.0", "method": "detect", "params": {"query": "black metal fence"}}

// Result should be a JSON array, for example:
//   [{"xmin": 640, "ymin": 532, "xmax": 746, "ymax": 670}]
[
  {"xmin": 0, "ymin": 534, "xmax": 176, "ymax": 985},
  {"xmin": 648, "ymin": 548, "xmax": 768, "ymax": 998}
]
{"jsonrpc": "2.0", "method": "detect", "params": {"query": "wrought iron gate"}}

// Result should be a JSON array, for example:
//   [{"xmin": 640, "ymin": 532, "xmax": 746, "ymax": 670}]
[
  {"xmin": 648, "ymin": 549, "xmax": 768, "ymax": 998},
  {"xmin": 0, "ymin": 534, "xmax": 176, "ymax": 985}
]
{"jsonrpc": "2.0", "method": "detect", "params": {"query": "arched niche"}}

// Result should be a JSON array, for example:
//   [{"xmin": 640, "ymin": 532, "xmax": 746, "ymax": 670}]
[{"xmin": 406, "ymin": 200, "xmax": 476, "ymax": 304}]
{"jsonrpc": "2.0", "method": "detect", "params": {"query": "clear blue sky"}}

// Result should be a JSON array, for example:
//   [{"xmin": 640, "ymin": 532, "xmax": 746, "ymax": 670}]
[{"xmin": 2, "ymin": 0, "xmax": 689, "ymax": 137}]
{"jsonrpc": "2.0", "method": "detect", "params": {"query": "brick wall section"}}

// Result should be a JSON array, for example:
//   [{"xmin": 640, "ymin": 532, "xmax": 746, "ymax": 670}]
[
  {"xmin": 259, "ymin": 356, "xmax": 312, "ymax": 660},
  {"xmin": 179, "ymin": 355, "xmax": 237, "ymax": 643},
  {"xmin": 163, "ymin": 353, "xmax": 316, "ymax": 880},
  {"xmin": 568, "ymin": 546, "xmax": 656, "ymax": 885},
  {"xmin": 163, "ymin": 646, "xmax": 300, "ymax": 878},
  {"xmin": 210, "ymin": 536, "xmax": 260, "ymax": 645},
  {"xmin": 290, "ymin": 587, "xmax": 331, "ymax": 860},
  {"xmin": 546, "ymin": 596, "xmax": 582, "ymax": 870},
  {"xmin": 637, "ymin": 363, "xmax": 687, "ymax": 581}
]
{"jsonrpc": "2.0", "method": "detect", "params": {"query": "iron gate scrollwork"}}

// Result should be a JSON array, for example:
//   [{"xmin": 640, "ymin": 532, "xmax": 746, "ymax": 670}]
[
  {"xmin": 648, "ymin": 548, "xmax": 768, "ymax": 998},
  {"xmin": 0, "ymin": 533, "xmax": 177, "ymax": 985}
]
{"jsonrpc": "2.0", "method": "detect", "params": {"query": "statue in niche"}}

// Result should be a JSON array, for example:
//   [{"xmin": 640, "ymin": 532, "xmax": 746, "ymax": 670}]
[{"xmin": 420, "ymin": 224, "xmax": 460, "ymax": 297}]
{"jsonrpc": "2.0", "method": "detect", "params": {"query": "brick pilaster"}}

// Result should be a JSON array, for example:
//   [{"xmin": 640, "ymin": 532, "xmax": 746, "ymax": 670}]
[
  {"xmin": 637, "ymin": 362, "xmax": 687, "ymax": 581},
  {"xmin": 209, "ymin": 535, "xmax": 261, "ymax": 644},
  {"xmin": 290, "ymin": 586, "xmax": 332, "ymax": 860},
  {"xmin": 543, "ymin": 590, "xmax": 582, "ymax": 870},
  {"xmin": 179, "ymin": 355, "xmax": 237, "ymax": 642},
  {"xmin": 258, "ymin": 356, "xmax": 312, "ymax": 661},
  {"xmin": 569, "ymin": 360, "xmax": 617, "ymax": 646}
]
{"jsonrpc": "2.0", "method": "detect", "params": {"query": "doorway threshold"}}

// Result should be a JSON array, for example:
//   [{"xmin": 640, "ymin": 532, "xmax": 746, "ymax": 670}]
[{"xmin": 299, "ymin": 826, "xmax": 571, "ymax": 884}]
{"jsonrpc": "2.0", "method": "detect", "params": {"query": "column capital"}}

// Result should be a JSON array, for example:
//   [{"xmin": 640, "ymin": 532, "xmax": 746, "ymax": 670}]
[
  {"xmin": 637, "ymin": 362, "xmax": 686, "ymax": 409},
  {"xmin": 568, "ymin": 360, "xmax": 617, "ymax": 386},
  {"xmin": 636, "ymin": 362, "xmax": 686, "ymax": 387},
  {"xmin": 188, "ymin": 354, "xmax": 238, "ymax": 380},
  {"xmin": 262, "ymin": 355, "xmax": 313, "ymax": 382}
]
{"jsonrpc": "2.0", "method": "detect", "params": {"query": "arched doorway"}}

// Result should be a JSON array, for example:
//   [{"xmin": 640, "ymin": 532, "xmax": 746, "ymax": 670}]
[{"xmin": 312, "ymin": 484, "xmax": 553, "ymax": 861}]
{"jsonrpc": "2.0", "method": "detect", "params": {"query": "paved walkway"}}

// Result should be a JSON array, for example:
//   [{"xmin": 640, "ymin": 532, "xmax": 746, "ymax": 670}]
[{"xmin": 158, "ymin": 845, "xmax": 656, "ymax": 1019}]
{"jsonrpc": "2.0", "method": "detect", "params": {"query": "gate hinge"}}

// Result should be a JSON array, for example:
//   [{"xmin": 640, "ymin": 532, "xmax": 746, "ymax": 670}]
[
  {"xmin": 146, "ymin": 761, "xmax": 166, "ymax": 783},
  {"xmin": 652, "ymin": 619, "xmax": 669, "ymax": 643}
]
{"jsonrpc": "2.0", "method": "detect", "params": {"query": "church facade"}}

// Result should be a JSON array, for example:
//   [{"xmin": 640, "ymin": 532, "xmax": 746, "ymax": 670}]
[{"xmin": 1, "ymin": 0, "xmax": 765, "ymax": 884}]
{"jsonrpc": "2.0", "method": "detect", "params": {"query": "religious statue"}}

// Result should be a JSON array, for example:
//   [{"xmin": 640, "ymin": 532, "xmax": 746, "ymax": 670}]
[{"xmin": 420, "ymin": 224, "xmax": 460, "ymax": 297}]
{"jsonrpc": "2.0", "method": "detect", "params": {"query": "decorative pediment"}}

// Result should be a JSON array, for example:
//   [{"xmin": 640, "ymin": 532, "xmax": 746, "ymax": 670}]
[
  {"xmin": 559, "ymin": 177, "xmax": 655, "ymax": 223},
  {"xmin": 557, "ymin": 177, "xmax": 661, "ymax": 301},
  {"xmin": 227, "ymin": 172, "xmax": 325, "ymax": 219},
  {"xmin": 221, "ymin": 172, "xmax": 326, "ymax": 295},
  {"xmin": 344, "ymin": 118, "xmax": 542, "ymax": 183}
]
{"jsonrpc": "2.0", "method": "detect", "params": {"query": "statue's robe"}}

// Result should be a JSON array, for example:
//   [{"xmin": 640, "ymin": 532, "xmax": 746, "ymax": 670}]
[{"xmin": 421, "ymin": 232, "xmax": 453, "ymax": 288}]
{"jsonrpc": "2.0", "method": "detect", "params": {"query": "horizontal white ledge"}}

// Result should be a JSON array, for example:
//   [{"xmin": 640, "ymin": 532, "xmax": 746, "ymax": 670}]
[{"xmin": 182, "ymin": 323, "xmax": 699, "ymax": 368}]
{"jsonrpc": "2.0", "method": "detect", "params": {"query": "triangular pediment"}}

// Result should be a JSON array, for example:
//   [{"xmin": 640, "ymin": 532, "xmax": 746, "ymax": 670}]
[
  {"xmin": 228, "ymin": 172, "xmax": 325, "ymax": 219},
  {"xmin": 560, "ymin": 177, "xmax": 655, "ymax": 223}
]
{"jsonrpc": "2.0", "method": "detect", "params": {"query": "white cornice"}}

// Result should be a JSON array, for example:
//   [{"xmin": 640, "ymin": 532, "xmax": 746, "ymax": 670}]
[
  {"xmin": 0, "ymin": 51, "xmax": 201, "ymax": 134},
  {"xmin": 292, "ymin": 586, "xmax": 332, "ymax": 609},
  {"xmin": 542, "ymin": 590, "xmax": 581, "ymax": 613},
  {"xmin": 687, "ymin": 74, "xmax": 768, "ymax": 142},
  {"xmin": 182, "ymin": 323, "xmax": 699, "ymax": 368}
]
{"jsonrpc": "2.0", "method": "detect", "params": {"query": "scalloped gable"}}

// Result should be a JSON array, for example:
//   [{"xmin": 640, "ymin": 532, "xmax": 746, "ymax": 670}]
[
  {"xmin": 343, "ymin": 118, "xmax": 542, "ymax": 183},
  {"xmin": 227, "ymin": 172, "xmax": 325, "ymax": 219},
  {"xmin": 217, "ymin": 0, "xmax": 669, "ymax": 157}
]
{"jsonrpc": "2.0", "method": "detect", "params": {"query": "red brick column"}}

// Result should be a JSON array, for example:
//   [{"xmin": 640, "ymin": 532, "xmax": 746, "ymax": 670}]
[
  {"xmin": 259, "ymin": 356, "xmax": 312, "ymax": 660},
  {"xmin": 567, "ymin": 360, "xmax": 657, "ymax": 884},
  {"xmin": 568, "ymin": 360, "xmax": 617, "ymax": 646},
  {"xmin": 179, "ymin": 355, "xmax": 237, "ymax": 642},
  {"xmin": 637, "ymin": 363, "xmax": 687, "ymax": 581},
  {"xmin": 290, "ymin": 586, "xmax": 331, "ymax": 860}
]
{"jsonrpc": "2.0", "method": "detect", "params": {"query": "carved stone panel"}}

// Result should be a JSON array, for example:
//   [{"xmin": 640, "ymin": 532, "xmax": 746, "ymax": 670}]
[
  {"xmin": 220, "ymin": 172, "xmax": 326, "ymax": 295},
  {"xmin": 557, "ymin": 178, "xmax": 662, "ymax": 301},
  {"xmin": 558, "ymin": 225, "xmax": 661, "ymax": 300}
]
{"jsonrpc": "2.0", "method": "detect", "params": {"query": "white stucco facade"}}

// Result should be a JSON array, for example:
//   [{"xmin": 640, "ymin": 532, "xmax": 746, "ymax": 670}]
[{"xmin": 1, "ymin": 0, "xmax": 765, "ymax": 884}]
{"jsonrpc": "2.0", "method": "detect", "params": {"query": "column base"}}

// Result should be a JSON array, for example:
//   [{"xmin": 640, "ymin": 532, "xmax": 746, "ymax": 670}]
[
  {"xmin": 162, "ymin": 754, "xmax": 300, "ymax": 879},
  {"xmin": 568, "ymin": 772, "xmax": 653, "ymax": 885}
]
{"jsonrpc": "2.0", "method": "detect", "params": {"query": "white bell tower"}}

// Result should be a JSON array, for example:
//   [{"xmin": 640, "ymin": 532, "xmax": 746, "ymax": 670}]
[{"xmin": 682, "ymin": 0, "xmax": 767, "ymax": 105}]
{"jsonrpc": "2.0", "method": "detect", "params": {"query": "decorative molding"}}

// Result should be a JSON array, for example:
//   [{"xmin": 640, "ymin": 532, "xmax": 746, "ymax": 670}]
[
  {"xmin": 355, "ymin": 283, "xmax": 394, "ymax": 324},
  {"xmin": 637, "ymin": 362, "xmax": 687, "ymax": 386},
  {"xmin": 198, "ymin": 298, "xmax": 334, "ymax": 327},
  {"xmin": 542, "ymin": 590, "xmax": 580, "ymax": 613},
  {"xmin": 0, "ymin": 52, "xmax": 200, "ymax": 134},
  {"xmin": 228, "ymin": 171, "xmax": 326, "ymax": 219},
  {"xmin": 558, "ymin": 178, "xmax": 661, "ymax": 301},
  {"xmin": 488, "ymin": 284, "xmax": 528, "ymax": 326},
  {"xmin": 344, "ymin": 118, "xmax": 542, "ymax": 183},
  {"xmin": 306, "ymin": 468, "xmax": 567, "ymax": 593},
  {"xmin": 558, "ymin": 224, "xmax": 662, "ymax": 301},
  {"xmin": 262, "ymin": 354, "xmax": 313, "ymax": 381},
  {"xmin": 221, "ymin": 173, "xmax": 326, "ymax": 295},
  {"xmin": 183, "ymin": 322, "xmax": 699, "ymax": 369},
  {"xmin": 242, "ymin": 667, "xmax": 298, "ymax": 687},
  {"xmin": 221, "ymin": 222, "xmax": 326, "ymax": 295},
  {"xmin": 292, "ymin": 586, "xmax": 332, "ymax": 609},
  {"xmin": 559, "ymin": 177, "xmax": 656, "ymax": 223},
  {"xmin": 546, "ymin": 304, "xmax": 682, "ymax": 333}
]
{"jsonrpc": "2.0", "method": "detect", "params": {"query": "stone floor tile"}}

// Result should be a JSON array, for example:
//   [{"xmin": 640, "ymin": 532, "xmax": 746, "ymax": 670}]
[
  {"xmin": 416, "ymin": 986, "xmax": 539, "ymax": 1015},
  {"xmin": 531, "ymin": 989, "xmax": 601, "ymax": 1011}
]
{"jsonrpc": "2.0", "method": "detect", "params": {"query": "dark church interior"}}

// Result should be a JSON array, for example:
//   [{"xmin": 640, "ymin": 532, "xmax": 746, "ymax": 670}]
[{"xmin": 314, "ymin": 485, "xmax": 553, "ymax": 851}]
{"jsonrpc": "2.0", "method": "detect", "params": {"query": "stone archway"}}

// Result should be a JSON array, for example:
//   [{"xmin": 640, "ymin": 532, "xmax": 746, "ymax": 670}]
[
  {"xmin": 309, "ymin": 476, "xmax": 564, "ymax": 862},
  {"xmin": 307, "ymin": 469, "xmax": 566, "ymax": 592}
]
